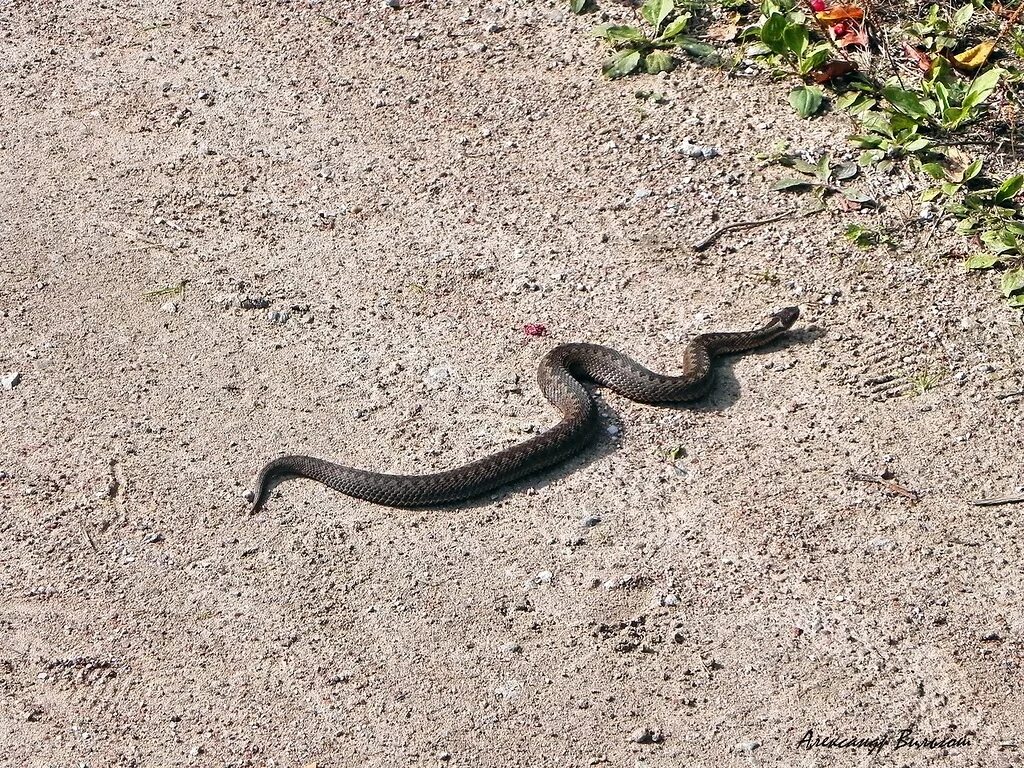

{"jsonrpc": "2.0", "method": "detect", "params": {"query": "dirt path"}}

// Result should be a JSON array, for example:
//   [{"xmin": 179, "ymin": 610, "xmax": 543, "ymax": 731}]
[{"xmin": 2, "ymin": 2, "xmax": 1022, "ymax": 765}]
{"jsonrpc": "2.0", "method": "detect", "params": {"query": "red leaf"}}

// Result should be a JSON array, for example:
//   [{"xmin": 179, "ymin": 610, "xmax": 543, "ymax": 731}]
[
  {"xmin": 809, "ymin": 59, "xmax": 858, "ymax": 83},
  {"xmin": 902, "ymin": 42, "xmax": 933, "ymax": 73},
  {"xmin": 523, "ymin": 323, "xmax": 547, "ymax": 337},
  {"xmin": 836, "ymin": 22, "xmax": 868, "ymax": 48}
]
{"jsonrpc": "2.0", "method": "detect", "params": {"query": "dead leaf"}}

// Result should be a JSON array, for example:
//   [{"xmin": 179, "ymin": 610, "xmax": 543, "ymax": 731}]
[
  {"xmin": 903, "ymin": 42, "xmax": 933, "ymax": 72},
  {"xmin": 836, "ymin": 23, "xmax": 869, "ymax": 48},
  {"xmin": 816, "ymin": 5, "xmax": 864, "ymax": 22},
  {"xmin": 944, "ymin": 146, "xmax": 972, "ymax": 177},
  {"xmin": 951, "ymin": 39, "xmax": 996, "ymax": 72},
  {"xmin": 810, "ymin": 59, "xmax": 858, "ymax": 83},
  {"xmin": 706, "ymin": 13, "xmax": 741, "ymax": 41}
]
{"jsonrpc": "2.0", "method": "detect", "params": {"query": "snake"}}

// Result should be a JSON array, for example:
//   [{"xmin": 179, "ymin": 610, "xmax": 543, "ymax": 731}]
[{"xmin": 249, "ymin": 306, "xmax": 800, "ymax": 510}]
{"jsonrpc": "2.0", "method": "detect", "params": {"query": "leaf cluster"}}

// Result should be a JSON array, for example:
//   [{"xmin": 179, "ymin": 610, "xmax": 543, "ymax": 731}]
[
  {"xmin": 771, "ymin": 153, "xmax": 872, "ymax": 209},
  {"xmin": 591, "ymin": 0, "xmax": 718, "ymax": 78}
]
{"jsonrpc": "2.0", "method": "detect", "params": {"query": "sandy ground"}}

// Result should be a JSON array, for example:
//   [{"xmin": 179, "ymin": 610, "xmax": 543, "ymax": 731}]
[{"xmin": 2, "ymin": 1, "xmax": 1024, "ymax": 766}]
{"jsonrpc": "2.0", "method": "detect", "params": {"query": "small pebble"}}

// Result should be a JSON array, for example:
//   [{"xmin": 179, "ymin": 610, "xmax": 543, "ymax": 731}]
[
  {"xmin": 1, "ymin": 372, "xmax": 21, "ymax": 390},
  {"xmin": 159, "ymin": 301, "xmax": 178, "ymax": 314},
  {"xmin": 267, "ymin": 310, "xmax": 290, "ymax": 324},
  {"xmin": 662, "ymin": 594, "xmax": 680, "ymax": 607},
  {"xmin": 630, "ymin": 726, "xmax": 661, "ymax": 744},
  {"xmin": 237, "ymin": 295, "xmax": 270, "ymax": 310},
  {"xmin": 733, "ymin": 740, "xmax": 760, "ymax": 753},
  {"xmin": 384, "ymin": 0, "xmax": 402, "ymax": 7},
  {"xmin": 425, "ymin": 366, "xmax": 451, "ymax": 387},
  {"xmin": 536, "ymin": 570, "xmax": 553, "ymax": 584},
  {"xmin": 581, "ymin": 514, "xmax": 602, "ymax": 528}
]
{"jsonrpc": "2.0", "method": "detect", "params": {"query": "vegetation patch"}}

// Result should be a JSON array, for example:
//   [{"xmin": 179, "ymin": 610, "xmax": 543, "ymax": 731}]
[{"xmin": 573, "ymin": 0, "xmax": 1024, "ymax": 308}]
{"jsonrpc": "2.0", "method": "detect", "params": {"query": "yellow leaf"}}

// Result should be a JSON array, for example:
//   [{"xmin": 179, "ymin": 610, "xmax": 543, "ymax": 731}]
[
  {"xmin": 952, "ymin": 40, "xmax": 996, "ymax": 72},
  {"xmin": 816, "ymin": 5, "xmax": 864, "ymax": 21}
]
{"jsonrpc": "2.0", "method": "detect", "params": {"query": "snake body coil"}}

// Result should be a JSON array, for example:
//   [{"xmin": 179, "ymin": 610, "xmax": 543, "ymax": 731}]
[{"xmin": 251, "ymin": 307, "xmax": 799, "ymax": 510}]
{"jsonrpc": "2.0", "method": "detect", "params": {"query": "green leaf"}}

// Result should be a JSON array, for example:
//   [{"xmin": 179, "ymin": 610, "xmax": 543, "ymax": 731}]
[
  {"xmin": 834, "ymin": 91, "xmax": 860, "ymax": 111},
  {"xmin": 930, "ymin": 79, "xmax": 952, "ymax": 113},
  {"xmin": 921, "ymin": 186, "xmax": 943, "ymax": 202},
  {"xmin": 883, "ymin": 85, "xmax": 931, "ymax": 121},
  {"xmin": 834, "ymin": 162, "xmax": 859, "ymax": 181},
  {"xmin": 603, "ymin": 49, "xmax": 642, "ymax": 78},
  {"xmin": 815, "ymin": 153, "xmax": 832, "ymax": 182},
  {"xmin": 783, "ymin": 23, "xmax": 808, "ymax": 57},
  {"xmin": 675, "ymin": 38, "xmax": 718, "ymax": 60},
  {"xmin": 842, "ymin": 189, "xmax": 875, "ymax": 204},
  {"xmin": 849, "ymin": 134, "xmax": 884, "ymax": 149},
  {"xmin": 593, "ymin": 24, "xmax": 648, "ymax": 42},
  {"xmin": 836, "ymin": 93, "xmax": 875, "ymax": 115},
  {"xmin": 1008, "ymin": 293, "xmax": 1024, "ymax": 307},
  {"xmin": 570, "ymin": 0, "xmax": 587, "ymax": 13},
  {"xmin": 962, "ymin": 157, "xmax": 984, "ymax": 181},
  {"xmin": 905, "ymin": 137, "xmax": 932, "ymax": 152},
  {"xmin": 643, "ymin": 50, "xmax": 675, "ymax": 74},
  {"xmin": 981, "ymin": 227, "xmax": 1019, "ymax": 254},
  {"xmin": 920, "ymin": 162, "xmax": 946, "ymax": 180},
  {"xmin": 956, "ymin": 216, "xmax": 980, "ymax": 234},
  {"xmin": 996, "ymin": 174, "xmax": 1024, "ymax": 203},
  {"xmin": 1000, "ymin": 266, "xmax": 1024, "ymax": 297},
  {"xmin": 952, "ymin": 3, "xmax": 974, "ymax": 29},
  {"xmin": 959, "ymin": 193, "xmax": 985, "ymax": 209},
  {"xmin": 844, "ymin": 224, "xmax": 880, "ymax": 248},
  {"xmin": 963, "ymin": 68, "xmax": 1003, "ymax": 111},
  {"xmin": 641, "ymin": 0, "xmax": 675, "ymax": 30},
  {"xmin": 797, "ymin": 45, "xmax": 830, "ymax": 75},
  {"xmin": 789, "ymin": 85, "xmax": 823, "ymax": 118},
  {"xmin": 964, "ymin": 253, "xmax": 1001, "ymax": 270},
  {"xmin": 657, "ymin": 13, "xmax": 690, "ymax": 40},
  {"xmin": 942, "ymin": 106, "xmax": 968, "ymax": 128},
  {"xmin": 779, "ymin": 155, "xmax": 819, "ymax": 175},
  {"xmin": 773, "ymin": 177, "xmax": 817, "ymax": 191},
  {"xmin": 859, "ymin": 111, "xmax": 894, "ymax": 137},
  {"xmin": 858, "ymin": 149, "xmax": 885, "ymax": 166},
  {"xmin": 760, "ymin": 14, "xmax": 789, "ymax": 56}
]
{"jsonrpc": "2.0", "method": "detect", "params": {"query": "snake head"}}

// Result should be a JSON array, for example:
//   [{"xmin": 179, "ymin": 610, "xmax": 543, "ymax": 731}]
[{"xmin": 768, "ymin": 306, "xmax": 800, "ymax": 331}]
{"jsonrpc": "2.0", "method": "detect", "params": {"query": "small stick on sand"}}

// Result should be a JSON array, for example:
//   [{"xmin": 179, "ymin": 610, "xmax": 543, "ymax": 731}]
[
  {"xmin": 848, "ymin": 471, "xmax": 920, "ymax": 502},
  {"xmin": 969, "ymin": 495, "xmax": 1024, "ymax": 507},
  {"xmin": 691, "ymin": 208, "xmax": 797, "ymax": 252}
]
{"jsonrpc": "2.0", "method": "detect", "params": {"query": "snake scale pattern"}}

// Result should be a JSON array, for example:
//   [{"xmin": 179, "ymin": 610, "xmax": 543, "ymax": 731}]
[{"xmin": 250, "ymin": 307, "xmax": 800, "ymax": 510}]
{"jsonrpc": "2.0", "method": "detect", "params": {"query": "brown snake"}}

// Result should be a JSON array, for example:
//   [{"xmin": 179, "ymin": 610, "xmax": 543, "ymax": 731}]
[{"xmin": 250, "ymin": 306, "xmax": 800, "ymax": 510}]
